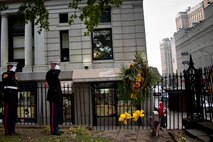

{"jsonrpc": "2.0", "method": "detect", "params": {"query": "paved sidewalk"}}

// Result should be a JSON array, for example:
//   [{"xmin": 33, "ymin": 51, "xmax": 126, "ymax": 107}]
[
  {"xmin": 0, "ymin": 126, "xmax": 202, "ymax": 141},
  {"xmin": 93, "ymin": 128, "xmax": 202, "ymax": 142}
]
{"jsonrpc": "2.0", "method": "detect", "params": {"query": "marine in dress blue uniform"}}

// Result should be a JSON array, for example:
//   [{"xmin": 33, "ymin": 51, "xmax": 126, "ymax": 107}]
[
  {"xmin": 2, "ymin": 62, "xmax": 18, "ymax": 135},
  {"xmin": 46, "ymin": 61, "xmax": 63, "ymax": 135}
]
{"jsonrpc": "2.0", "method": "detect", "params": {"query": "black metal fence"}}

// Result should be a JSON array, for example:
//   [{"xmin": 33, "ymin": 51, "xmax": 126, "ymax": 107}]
[
  {"xmin": 0, "ymin": 82, "xmax": 154, "ymax": 129},
  {"xmin": 0, "ymin": 82, "xmax": 38, "ymax": 125},
  {"xmin": 0, "ymin": 57, "xmax": 212, "ymax": 130},
  {"xmin": 153, "ymin": 57, "xmax": 213, "ymax": 130}
]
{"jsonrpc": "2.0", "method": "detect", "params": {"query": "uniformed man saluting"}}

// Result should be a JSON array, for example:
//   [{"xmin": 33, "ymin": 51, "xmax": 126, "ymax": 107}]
[
  {"xmin": 46, "ymin": 61, "xmax": 63, "ymax": 135},
  {"xmin": 2, "ymin": 62, "xmax": 19, "ymax": 136}
]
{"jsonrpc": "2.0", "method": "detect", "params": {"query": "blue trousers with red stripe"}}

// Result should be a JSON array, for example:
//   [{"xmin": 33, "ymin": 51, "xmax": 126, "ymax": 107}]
[
  {"xmin": 49, "ymin": 100, "xmax": 60, "ymax": 134},
  {"xmin": 3, "ymin": 89, "xmax": 18, "ymax": 135}
]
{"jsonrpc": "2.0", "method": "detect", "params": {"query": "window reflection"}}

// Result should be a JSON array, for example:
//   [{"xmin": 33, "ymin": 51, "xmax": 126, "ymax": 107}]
[{"xmin": 92, "ymin": 29, "xmax": 113, "ymax": 60}]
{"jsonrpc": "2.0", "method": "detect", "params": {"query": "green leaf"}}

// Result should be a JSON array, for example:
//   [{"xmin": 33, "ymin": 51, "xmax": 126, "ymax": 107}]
[
  {"xmin": 116, "ymin": 50, "xmax": 159, "ymax": 106},
  {"xmin": 17, "ymin": 0, "xmax": 49, "ymax": 33},
  {"xmin": 1, "ymin": 0, "xmax": 123, "ymax": 35}
]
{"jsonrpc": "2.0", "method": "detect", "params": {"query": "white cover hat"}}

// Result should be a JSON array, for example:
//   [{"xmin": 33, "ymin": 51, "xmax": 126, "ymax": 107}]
[{"xmin": 7, "ymin": 62, "xmax": 18, "ymax": 66}]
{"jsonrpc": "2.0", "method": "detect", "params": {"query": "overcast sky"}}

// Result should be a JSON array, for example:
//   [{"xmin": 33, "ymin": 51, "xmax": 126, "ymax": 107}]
[{"xmin": 143, "ymin": 0, "xmax": 202, "ymax": 75}]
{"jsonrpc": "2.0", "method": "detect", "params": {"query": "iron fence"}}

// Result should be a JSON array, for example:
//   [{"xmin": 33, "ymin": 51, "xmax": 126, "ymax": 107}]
[
  {"xmin": 0, "ymin": 59, "xmax": 212, "ymax": 130},
  {"xmin": 0, "ymin": 82, "xmax": 154, "ymax": 129},
  {"xmin": 153, "ymin": 58, "xmax": 213, "ymax": 130}
]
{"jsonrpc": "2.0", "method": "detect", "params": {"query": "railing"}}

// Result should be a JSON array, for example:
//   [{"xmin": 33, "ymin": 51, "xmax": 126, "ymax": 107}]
[
  {"xmin": 0, "ymin": 83, "xmax": 154, "ymax": 129},
  {"xmin": 152, "ymin": 57, "xmax": 213, "ymax": 129},
  {"xmin": 0, "ymin": 58, "xmax": 212, "ymax": 130},
  {"xmin": 152, "ymin": 73, "xmax": 187, "ymax": 130}
]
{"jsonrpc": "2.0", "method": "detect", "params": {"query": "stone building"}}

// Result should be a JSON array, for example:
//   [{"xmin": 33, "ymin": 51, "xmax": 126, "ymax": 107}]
[
  {"xmin": 174, "ymin": 2, "xmax": 213, "ymax": 72},
  {"xmin": 0, "ymin": 0, "xmax": 147, "ymax": 125},
  {"xmin": 175, "ymin": 2, "xmax": 204, "ymax": 31}
]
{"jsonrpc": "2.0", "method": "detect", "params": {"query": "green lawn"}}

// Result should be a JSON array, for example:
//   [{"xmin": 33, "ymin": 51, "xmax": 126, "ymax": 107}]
[{"xmin": 0, "ymin": 126, "xmax": 112, "ymax": 142}]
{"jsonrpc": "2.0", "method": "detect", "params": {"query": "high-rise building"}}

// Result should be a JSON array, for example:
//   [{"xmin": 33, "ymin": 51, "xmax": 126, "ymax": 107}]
[
  {"xmin": 175, "ymin": 2, "xmax": 204, "ymax": 31},
  {"xmin": 175, "ymin": 11, "xmax": 188, "ymax": 31},
  {"xmin": 174, "ymin": 2, "xmax": 213, "ymax": 72},
  {"xmin": 160, "ymin": 38, "xmax": 173, "ymax": 75}
]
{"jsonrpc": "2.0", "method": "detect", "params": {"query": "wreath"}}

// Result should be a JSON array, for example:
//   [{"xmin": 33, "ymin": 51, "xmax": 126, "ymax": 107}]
[{"xmin": 117, "ymin": 50, "xmax": 159, "ymax": 105}]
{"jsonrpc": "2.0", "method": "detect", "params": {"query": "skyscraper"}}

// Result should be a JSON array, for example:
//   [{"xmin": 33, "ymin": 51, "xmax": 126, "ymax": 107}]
[
  {"xmin": 160, "ymin": 38, "xmax": 173, "ymax": 75},
  {"xmin": 175, "ymin": 2, "xmax": 204, "ymax": 31}
]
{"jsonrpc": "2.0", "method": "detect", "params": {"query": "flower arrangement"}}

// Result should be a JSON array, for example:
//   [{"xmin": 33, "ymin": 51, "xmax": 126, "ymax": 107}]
[
  {"xmin": 118, "ymin": 110, "xmax": 145, "ymax": 125},
  {"xmin": 117, "ymin": 50, "xmax": 159, "ymax": 125}
]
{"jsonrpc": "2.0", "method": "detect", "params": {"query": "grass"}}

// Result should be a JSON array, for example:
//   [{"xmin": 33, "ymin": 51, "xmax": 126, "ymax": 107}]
[{"xmin": 0, "ymin": 125, "xmax": 112, "ymax": 142}]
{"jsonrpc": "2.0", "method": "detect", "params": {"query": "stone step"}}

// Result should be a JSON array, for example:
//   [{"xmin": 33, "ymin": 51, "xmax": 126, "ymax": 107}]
[
  {"xmin": 185, "ymin": 129, "xmax": 211, "ymax": 142},
  {"xmin": 196, "ymin": 122, "xmax": 213, "ymax": 133}
]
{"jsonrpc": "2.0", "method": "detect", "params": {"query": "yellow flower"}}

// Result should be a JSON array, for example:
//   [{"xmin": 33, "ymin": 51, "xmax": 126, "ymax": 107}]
[
  {"xmin": 133, "ymin": 81, "xmax": 141, "ymax": 89},
  {"xmin": 119, "ymin": 112, "xmax": 132, "ymax": 125},
  {"xmin": 136, "ymin": 73, "xmax": 142, "ymax": 82},
  {"xmin": 130, "ymin": 63, "xmax": 134, "ymax": 70},
  {"xmin": 132, "ymin": 110, "xmax": 144, "ymax": 122},
  {"xmin": 131, "ymin": 93, "xmax": 137, "ymax": 100}
]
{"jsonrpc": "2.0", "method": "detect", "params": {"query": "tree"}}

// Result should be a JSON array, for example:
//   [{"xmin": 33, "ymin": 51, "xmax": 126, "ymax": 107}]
[{"xmin": 0, "ymin": 0, "xmax": 123, "ymax": 34}]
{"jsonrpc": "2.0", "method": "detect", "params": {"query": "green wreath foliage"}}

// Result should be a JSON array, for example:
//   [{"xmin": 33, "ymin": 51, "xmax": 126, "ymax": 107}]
[{"xmin": 116, "ymin": 51, "xmax": 159, "ymax": 105}]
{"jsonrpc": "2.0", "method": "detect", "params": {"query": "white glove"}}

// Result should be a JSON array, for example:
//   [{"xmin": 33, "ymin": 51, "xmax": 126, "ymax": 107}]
[
  {"xmin": 11, "ymin": 66, "xmax": 17, "ymax": 72},
  {"xmin": 55, "ymin": 65, "xmax": 60, "ymax": 70}
]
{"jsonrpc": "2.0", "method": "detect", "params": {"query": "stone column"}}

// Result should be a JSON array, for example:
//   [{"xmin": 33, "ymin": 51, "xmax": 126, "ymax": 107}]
[
  {"xmin": 1, "ymin": 14, "xmax": 8, "ymax": 67},
  {"xmin": 34, "ymin": 25, "xmax": 47, "ymax": 72},
  {"xmin": 25, "ymin": 22, "xmax": 33, "ymax": 66}
]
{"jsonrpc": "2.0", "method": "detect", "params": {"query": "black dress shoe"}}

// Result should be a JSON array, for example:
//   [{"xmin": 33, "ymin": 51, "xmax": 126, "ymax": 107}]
[
  {"xmin": 51, "ymin": 132, "xmax": 61, "ymax": 136},
  {"xmin": 5, "ymin": 132, "xmax": 19, "ymax": 136},
  {"xmin": 13, "ymin": 132, "xmax": 20, "ymax": 136}
]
